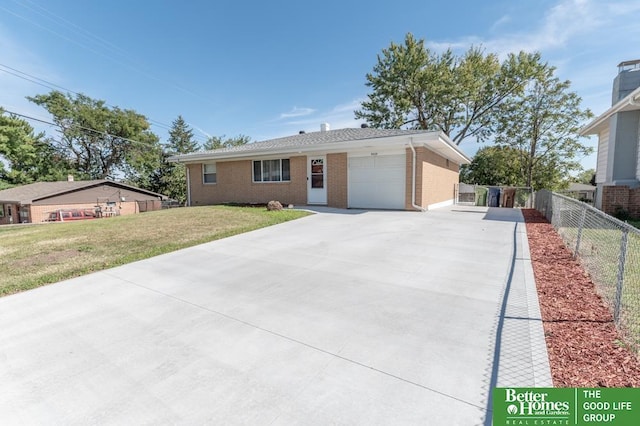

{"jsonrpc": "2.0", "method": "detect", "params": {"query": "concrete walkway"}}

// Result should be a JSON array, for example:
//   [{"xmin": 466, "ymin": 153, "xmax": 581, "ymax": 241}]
[{"xmin": 0, "ymin": 206, "xmax": 550, "ymax": 425}]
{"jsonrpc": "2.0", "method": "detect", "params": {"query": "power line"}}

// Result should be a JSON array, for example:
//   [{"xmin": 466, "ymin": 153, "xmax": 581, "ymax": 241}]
[
  {"xmin": 14, "ymin": 0, "xmax": 132, "ymax": 60},
  {"xmin": 2, "ymin": 108, "xmax": 160, "ymax": 149},
  {"xmin": 0, "ymin": 63, "xmax": 208, "ymax": 143},
  {"xmin": 1, "ymin": 2, "xmax": 220, "ymax": 108}
]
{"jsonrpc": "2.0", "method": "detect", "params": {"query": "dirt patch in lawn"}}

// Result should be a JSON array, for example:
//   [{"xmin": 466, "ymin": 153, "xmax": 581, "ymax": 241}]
[
  {"xmin": 14, "ymin": 249, "xmax": 82, "ymax": 268},
  {"xmin": 522, "ymin": 209, "xmax": 640, "ymax": 387}
]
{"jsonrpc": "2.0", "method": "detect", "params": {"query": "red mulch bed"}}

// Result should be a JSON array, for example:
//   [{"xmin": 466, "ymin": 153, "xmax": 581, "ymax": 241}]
[{"xmin": 522, "ymin": 209, "xmax": 640, "ymax": 387}]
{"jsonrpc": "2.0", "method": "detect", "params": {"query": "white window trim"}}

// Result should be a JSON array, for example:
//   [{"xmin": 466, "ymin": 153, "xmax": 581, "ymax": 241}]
[
  {"xmin": 252, "ymin": 159, "xmax": 291, "ymax": 183},
  {"xmin": 203, "ymin": 163, "xmax": 216, "ymax": 184}
]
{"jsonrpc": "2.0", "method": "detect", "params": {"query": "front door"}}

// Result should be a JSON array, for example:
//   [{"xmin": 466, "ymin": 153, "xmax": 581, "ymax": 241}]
[{"xmin": 307, "ymin": 156, "xmax": 327, "ymax": 204}]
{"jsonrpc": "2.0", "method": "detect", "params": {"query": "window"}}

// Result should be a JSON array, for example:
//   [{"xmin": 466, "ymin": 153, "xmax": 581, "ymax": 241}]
[
  {"xmin": 203, "ymin": 163, "xmax": 216, "ymax": 184},
  {"xmin": 253, "ymin": 159, "xmax": 290, "ymax": 182},
  {"xmin": 0, "ymin": 204, "xmax": 4, "ymax": 218}
]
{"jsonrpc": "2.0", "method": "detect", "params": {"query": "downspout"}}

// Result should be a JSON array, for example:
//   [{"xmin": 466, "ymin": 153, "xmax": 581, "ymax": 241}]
[
  {"xmin": 186, "ymin": 165, "xmax": 192, "ymax": 207},
  {"xmin": 408, "ymin": 137, "xmax": 427, "ymax": 212}
]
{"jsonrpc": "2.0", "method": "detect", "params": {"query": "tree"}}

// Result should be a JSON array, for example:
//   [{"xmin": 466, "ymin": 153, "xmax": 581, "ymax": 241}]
[
  {"xmin": 493, "ymin": 66, "xmax": 593, "ymax": 190},
  {"xmin": 203, "ymin": 134, "xmax": 251, "ymax": 150},
  {"xmin": 0, "ymin": 108, "xmax": 71, "ymax": 186},
  {"xmin": 167, "ymin": 115, "xmax": 199, "ymax": 154},
  {"xmin": 460, "ymin": 146, "xmax": 524, "ymax": 186},
  {"xmin": 28, "ymin": 91, "xmax": 161, "ymax": 180},
  {"xmin": 355, "ymin": 33, "xmax": 545, "ymax": 145},
  {"xmin": 150, "ymin": 116, "xmax": 199, "ymax": 203},
  {"xmin": 575, "ymin": 168, "xmax": 596, "ymax": 185}
]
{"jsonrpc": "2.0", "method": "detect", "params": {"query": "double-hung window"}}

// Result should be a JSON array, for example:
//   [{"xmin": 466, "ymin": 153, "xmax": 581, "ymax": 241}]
[
  {"xmin": 203, "ymin": 163, "xmax": 216, "ymax": 184},
  {"xmin": 253, "ymin": 159, "xmax": 290, "ymax": 182}
]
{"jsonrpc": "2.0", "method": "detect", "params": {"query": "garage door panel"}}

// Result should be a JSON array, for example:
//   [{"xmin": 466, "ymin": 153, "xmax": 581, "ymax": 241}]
[{"xmin": 348, "ymin": 154, "xmax": 406, "ymax": 209}]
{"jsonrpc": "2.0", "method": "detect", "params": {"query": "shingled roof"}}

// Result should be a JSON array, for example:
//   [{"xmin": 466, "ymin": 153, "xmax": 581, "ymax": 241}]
[
  {"xmin": 170, "ymin": 127, "xmax": 470, "ymax": 164},
  {"xmin": 0, "ymin": 180, "xmax": 165, "ymax": 204}
]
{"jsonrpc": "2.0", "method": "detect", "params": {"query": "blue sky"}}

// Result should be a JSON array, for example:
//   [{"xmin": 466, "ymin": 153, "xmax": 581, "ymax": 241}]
[{"xmin": 1, "ymin": 0, "xmax": 639, "ymax": 171}]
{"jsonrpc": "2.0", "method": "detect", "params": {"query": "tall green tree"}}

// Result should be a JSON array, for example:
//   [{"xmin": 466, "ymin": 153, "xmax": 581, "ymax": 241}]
[
  {"xmin": 355, "ymin": 33, "xmax": 545, "ymax": 145},
  {"xmin": 28, "ymin": 91, "xmax": 161, "ymax": 180},
  {"xmin": 167, "ymin": 115, "xmax": 199, "ymax": 154},
  {"xmin": 150, "ymin": 116, "xmax": 199, "ymax": 203},
  {"xmin": 460, "ymin": 146, "xmax": 523, "ymax": 186},
  {"xmin": 460, "ymin": 145, "xmax": 572, "ymax": 190},
  {"xmin": 203, "ymin": 134, "xmax": 250, "ymax": 150},
  {"xmin": 575, "ymin": 168, "xmax": 596, "ymax": 185},
  {"xmin": 493, "ymin": 66, "xmax": 593, "ymax": 190},
  {"xmin": 0, "ymin": 108, "xmax": 71, "ymax": 186}
]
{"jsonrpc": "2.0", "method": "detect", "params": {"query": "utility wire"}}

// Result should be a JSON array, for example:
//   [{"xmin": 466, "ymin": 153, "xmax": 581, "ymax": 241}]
[
  {"xmin": 14, "ymin": 0, "xmax": 132, "ymax": 60},
  {"xmin": 0, "ymin": 64, "xmax": 209, "ymax": 143},
  {"xmin": 2, "ymin": 108, "xmax": 159, "ymax": 149},
  {"xmin": 1, "ymin": 3, "xmax": 219, "ymax": 107}
]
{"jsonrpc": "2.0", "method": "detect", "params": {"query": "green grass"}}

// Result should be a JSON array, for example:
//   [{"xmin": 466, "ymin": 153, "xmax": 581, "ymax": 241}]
[
  {"xmin": 628, "ymin": 219, "xmax": 640, "ymax": 229},
  {"xmin": 0, "ymin": 206, "xmax": 310, "ymax": 296}
]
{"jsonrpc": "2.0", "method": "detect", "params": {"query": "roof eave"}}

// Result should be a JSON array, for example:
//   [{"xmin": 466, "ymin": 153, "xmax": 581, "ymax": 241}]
[
  {"xmin": 427, "ymin": 132, "xmax": 472, "ymax": 165},
  {"xmin": 172, "ymin": 131, "xmax": 471, "ymax": 166},
  {"xmin": 580, "ymin": 86, "xmax": 640, "ymax": 135}
]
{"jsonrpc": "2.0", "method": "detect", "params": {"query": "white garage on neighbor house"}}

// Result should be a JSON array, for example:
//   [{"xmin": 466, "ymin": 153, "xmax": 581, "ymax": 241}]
[{"xmin": 170, "ymin": 125, "xmax": 470, "ymax": 211}]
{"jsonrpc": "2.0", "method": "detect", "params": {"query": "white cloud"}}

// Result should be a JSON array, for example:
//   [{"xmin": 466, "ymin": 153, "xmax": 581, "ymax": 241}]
[
  {"xmin": 490, "ymin": 15, "xmax": 511, "ymax": 32},
  {"xmin": 253, "ymin": 98, "xmax": 366, "ymax": 141},
  {"xmin": 421, "ymin": 0, "xmax": 640, "ymax": 171},
  {"xmin": 425, "ymin": 0, "xmax": 607, "ymax": 57},
  {"xmin": 279, "ymin": 106, "xmax": 316, "ymax": 119}
]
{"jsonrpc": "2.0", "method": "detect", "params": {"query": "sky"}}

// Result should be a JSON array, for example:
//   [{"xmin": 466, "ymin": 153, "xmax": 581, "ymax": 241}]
[{"xmin": 1, "ymin": 0, "xmax": 639, "ymax": 171}]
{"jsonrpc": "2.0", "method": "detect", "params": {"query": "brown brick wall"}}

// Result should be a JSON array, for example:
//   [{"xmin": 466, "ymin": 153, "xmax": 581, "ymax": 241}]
[
  {"xmin": 0, "ymin": 203, "xmax": 19, "ymax": 225},
  {"xmin": 630, "ymin": 188, "xmax": 640, "ymax": 218},
  {"xmin": 601, "ymin": 185, "xmax": 640, "ymax": 218},
  {"xmin": 327, "ymin": 153, "xmax": 348, "ymax": 208},
  {"xmin": 188, "ymin": 156, "xmax": 307, "ymax": 206},
  {"xmin": 405, "ymin": 147, "xmax": 459, "ymax": 209},
  {"xmin": 27, "ymin": 201, "xmax": 141, "ymax": 223}
]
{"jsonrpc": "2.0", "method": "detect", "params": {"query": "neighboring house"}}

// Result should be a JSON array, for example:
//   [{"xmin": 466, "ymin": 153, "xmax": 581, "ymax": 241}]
[
  {"xmin": 0, "ymin": 178, "xmax": 166, "ymax": 225},
  {"xmin": 580, "ymin": 59, "xmax": 640, "ymax": 216},
  {"xmin": 169, "ymin": 125, "xmax": 471, "ymax": 211},
  {"xmin": 563, "ymin": 183, "xmax": 596, "ymax": 203}
]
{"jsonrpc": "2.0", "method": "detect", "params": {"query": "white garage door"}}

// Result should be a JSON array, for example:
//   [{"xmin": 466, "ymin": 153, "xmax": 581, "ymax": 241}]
[{"xmin": 348, "ymin": 154, "xmax": 406, "ymax": 209}]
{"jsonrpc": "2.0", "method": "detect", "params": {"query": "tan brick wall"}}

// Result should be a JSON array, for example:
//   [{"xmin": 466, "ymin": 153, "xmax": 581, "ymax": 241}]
[
  {"xmin": 188, "ymin": 156, "xmax": 307, "ymax": 206},
  {"xmin": 405, "ymin": 147, "xmax": 460, "ymax": 209},
  {"xmin": 601, "ymin": 185, "xmax": 640, "ymax": 218},
  {"xmin": 188, "ymin": 148, "xmax": 461, "ymax": 210},
  {"xmin": 327, "ymin": 153, "xmax": 348, "ymax": 208}
]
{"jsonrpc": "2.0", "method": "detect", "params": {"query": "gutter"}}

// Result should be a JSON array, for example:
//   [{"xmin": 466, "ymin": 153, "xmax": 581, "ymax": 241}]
[
  {"xmin": 186, "ymin": 166, "xmax": 191, "ymax": 207},
  {"xmin": 580, "ymin": 86, "xmax": 640, "ymax": 135},
  {"xmin": 408, "ymin": 137, "xmax": 426, "ymax": 212}
]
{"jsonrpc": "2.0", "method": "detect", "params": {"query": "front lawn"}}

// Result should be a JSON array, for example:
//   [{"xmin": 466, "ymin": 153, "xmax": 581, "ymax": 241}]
[{"xmin": 0, "ymin": 206, "xmax": 310, "ymax": 296}]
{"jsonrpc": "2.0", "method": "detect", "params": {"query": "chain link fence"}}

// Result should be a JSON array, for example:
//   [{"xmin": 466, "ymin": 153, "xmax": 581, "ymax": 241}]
[
  {"xmin": 455, "ymin": 184, "xmax": 534, "ymax": 208},
  {"xmin": 535, "ymin": 190, "xmax": 640, "ymax": 356}
]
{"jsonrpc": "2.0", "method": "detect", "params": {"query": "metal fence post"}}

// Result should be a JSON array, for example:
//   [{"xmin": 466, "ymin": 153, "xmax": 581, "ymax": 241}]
[
  {"xmin": 574, "ymin": 205, "xmax": 587, "ymax": 259},
  {"xmin": 614, "ymin": 228, "xmax": 629, "ymax": 325}
]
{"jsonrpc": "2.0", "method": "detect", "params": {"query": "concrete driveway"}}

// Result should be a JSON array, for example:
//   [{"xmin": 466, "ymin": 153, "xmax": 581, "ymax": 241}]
[{"xmin": 0, "ymin": 206, "xmax": 550, "ymax": 425}]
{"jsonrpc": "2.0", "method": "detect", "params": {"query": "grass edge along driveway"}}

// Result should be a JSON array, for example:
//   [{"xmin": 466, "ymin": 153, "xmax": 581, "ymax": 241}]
[{"xmin": 0, "ymin": 206, "xmax": 310, "ymax": 297}]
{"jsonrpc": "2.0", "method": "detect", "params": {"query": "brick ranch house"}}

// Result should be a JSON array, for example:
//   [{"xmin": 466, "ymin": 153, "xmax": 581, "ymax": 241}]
[
  {"xmin": 0, "ymin": 178, "xmax": 166, "ymax": 225},
  {"xmin": 170, "ymin": 126, "xmax": 470, "ymax": 211}
]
